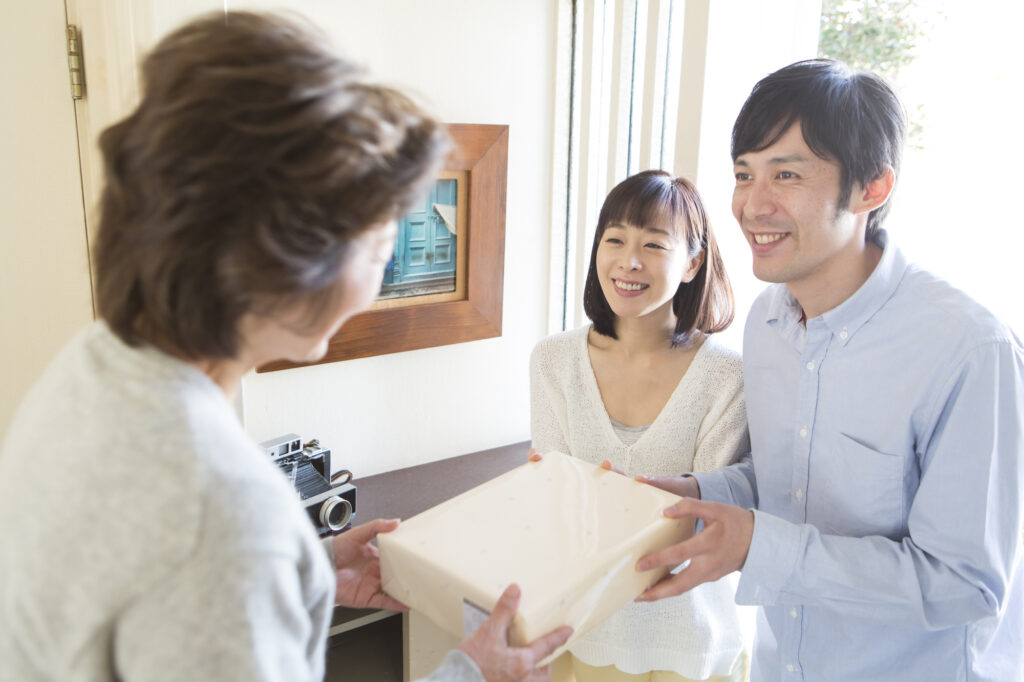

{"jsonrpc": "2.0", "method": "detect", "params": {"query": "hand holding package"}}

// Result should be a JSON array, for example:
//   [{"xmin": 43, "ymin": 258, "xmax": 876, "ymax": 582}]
[{"xmin": 378, "ymin": 451, "xmax": 692, "ymax": 663}]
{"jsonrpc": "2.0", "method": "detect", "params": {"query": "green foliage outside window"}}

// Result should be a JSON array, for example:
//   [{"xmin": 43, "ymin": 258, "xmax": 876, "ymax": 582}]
[{"xmin": 818, "ymin": 0, "xmax": 937, "ymax": 146}]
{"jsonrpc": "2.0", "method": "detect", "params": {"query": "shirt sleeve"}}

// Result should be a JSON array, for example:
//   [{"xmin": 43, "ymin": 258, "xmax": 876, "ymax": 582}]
[
  {"xmin": 736, "ymin": 339, "xmax": 1024, "ymax": 630},
  {"xmin": 415, "ymin": 650, "xmax": 485, "ymax": 682},
  {"xmin": 691, "ymin": 453, "xmax": 758, "ymax": 510},
  {"xmin": 530, "ymin": 342, "xmax": 570, "ymax": 454}
]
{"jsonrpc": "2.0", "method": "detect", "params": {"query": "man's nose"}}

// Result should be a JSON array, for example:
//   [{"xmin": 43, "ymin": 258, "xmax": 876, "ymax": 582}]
[{"xmin": 743, "ymin": 179, "xmax": 775, "ymax": 218}]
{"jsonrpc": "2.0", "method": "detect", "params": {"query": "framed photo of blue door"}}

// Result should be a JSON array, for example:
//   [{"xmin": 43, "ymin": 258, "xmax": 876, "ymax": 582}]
[
  {"xmin": 377, "ymin": 170, "xmax": 467, "ymax": 305},
  {"xmin": 259, "ymin": 123, "xmax": 508, "ymax": 370}
]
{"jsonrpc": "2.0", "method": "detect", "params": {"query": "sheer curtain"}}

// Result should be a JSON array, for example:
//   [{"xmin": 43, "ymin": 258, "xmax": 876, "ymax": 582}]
[{"xmin": 546, "ymin": 0, "xmax": 823, "ymax": 342}]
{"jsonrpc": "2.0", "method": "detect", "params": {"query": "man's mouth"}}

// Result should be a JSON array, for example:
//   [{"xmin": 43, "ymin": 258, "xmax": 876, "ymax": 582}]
[{"xmin": 753, "ymin": 233, "xmax": 786, "ymax": 245}]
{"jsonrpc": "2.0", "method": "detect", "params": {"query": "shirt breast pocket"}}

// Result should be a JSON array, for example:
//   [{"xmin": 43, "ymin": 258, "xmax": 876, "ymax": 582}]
[{"xmin": 813, "ymin": 434, "xmax": 906, "ymax": 539}]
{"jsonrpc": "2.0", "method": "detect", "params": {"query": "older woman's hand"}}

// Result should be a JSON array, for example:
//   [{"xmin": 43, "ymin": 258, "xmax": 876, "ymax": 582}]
[
  {"xmin": 458, "ymin": 584, "xmax": 573, "ymax": 682},
  {"xmin": 329, "ymin": 518, "xmax": 408, "ymax": 612}
]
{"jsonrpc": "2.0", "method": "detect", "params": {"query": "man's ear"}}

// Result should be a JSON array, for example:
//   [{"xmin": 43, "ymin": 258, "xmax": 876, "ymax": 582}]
[
  {"xmin": 852, "ymin": 166, "xmax": 896, "ymax": 215},
  {"xmin": 682, "ymin": 249, "xmax": 706, "ymax": 283}
]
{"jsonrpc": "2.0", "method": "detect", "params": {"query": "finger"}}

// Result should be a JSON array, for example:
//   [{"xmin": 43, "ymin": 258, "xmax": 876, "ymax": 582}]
[
  {"xmin": 636, "ymin": 532, "xmax": 709, "ymax": 572},
  {"xmin": 523, "ymin": 666, "xmax": 552, "ymax": 682},
  {"xmin": 340, "ymin": 518, "xmax": 401, "ymax": 545},
  {"xmin": 600, "ymin": 460, "xmax": 624, "ymax": 475},
  {"xmin": 662, "ymin": 496, "xmax": 724, "ymax": 521},
  {"xmin": 636, "ymin": 475, "xmax": 686, "ymax": 494},
  {"xmin": 367, "ymin": 592, "xmax": 410, "ymax": 612},
  {"xmin": 525, "ymin": 625, "xmax": 573, "ymax": 665},
  {"xmin": 635, "ymin": 567, "xmax": 705, "ymax": 602},
  {"xmin": 485, "ymin": 583, "xmax": 521, "ymax": 631}
]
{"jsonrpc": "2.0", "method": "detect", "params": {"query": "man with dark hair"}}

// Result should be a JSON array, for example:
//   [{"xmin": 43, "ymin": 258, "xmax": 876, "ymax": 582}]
[{"xmin": 635, "ymin": 59, "xmax": 1023, "ymax": 681}]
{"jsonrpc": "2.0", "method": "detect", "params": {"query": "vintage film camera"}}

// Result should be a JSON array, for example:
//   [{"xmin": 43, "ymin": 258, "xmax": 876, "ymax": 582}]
[{"xmin": 260, "ymin": 433, "xmax": 356, "ymax": 537}]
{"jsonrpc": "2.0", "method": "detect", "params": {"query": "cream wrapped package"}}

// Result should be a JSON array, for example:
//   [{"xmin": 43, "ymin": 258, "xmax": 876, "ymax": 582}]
[{"xmin": 378, "ymin": 451, "xmax": 692, "ymax": 663}]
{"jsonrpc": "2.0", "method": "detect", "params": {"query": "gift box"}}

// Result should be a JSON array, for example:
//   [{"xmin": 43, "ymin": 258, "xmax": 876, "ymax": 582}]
[{"xmin": 378, "ymin": 451, "xmax": 691, "ymax": 664}]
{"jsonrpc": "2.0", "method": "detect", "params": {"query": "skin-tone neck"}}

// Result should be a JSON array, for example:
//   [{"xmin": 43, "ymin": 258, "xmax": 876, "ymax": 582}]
[
  {"xmin": 789, "ymin": 220, "xmax": 883, "ymax": 320},
  {"xmin": 184, "ymin": 313, "xmax": 302, "ymax": 401},
  {"xmin": 609, "ymin": 300, "xmax": 685, "ymax": 356},
  {"xmin": 787, "ymin": 166, "xmax": 895, "ymax": 321},
  {"xmin": 189, "ymin": 355, "xmax": 253, "ymax": 402}
]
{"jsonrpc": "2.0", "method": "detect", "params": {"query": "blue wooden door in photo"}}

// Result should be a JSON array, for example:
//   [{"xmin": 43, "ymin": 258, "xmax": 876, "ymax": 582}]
[{"xmin": 382, "ymin": 179, "xmax": 457, "ymax": 291}]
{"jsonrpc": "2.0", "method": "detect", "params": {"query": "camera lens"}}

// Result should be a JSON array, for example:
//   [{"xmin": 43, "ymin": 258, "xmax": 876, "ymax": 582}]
[{"xmin": 319, "ymin": 496, "xmax": 353, "ymax": 531}]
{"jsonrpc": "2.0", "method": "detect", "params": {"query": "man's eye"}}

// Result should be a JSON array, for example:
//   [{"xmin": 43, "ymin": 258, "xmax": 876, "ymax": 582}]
[
  {"xmin": 735, "ymin": 172, "xmax": 751, "ymax": 182},
  {"xmin": 645, "ymin": 243, "xmax": 666, "ymax": 250},
  {"xmin": 778, "ymin": 171, "xmax": 798, "ymax": 180}
]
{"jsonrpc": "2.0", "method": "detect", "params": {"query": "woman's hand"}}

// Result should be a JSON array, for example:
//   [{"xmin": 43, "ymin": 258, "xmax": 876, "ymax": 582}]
[
  {"xmin": 329, "ymin": 518, "xmax": 408, "ymax": 611},
  {"xmin": 529, "ymin": 450, "xmax": 624, "ymax": 477}
]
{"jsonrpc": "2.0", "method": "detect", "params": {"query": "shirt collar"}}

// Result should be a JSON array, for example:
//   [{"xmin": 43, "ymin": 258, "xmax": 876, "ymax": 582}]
[{"xmin": 762, "ymin": 229, "xmax": 908, "ymax": 347}]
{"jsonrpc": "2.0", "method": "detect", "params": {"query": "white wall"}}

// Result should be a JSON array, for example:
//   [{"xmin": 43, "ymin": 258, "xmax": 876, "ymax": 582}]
[
  {"xmin": 148, "ymin": 1, "xmax": 559, "ymax": 477},
  {"xmin": 886, "ymin": 1, "xmax": 1024, "ymax": 336},
  {"xmin": 689, "ymin": 0, "xmax": 822, "ymax": 350}
]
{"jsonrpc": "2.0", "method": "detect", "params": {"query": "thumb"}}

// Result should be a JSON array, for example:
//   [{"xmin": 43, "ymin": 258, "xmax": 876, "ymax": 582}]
[
  {"xmin": 486, "ymin": 583, "xmax": 522, "ymax": 631},
  {"xmin": 662, "ymin": 496, "xmax": 708, "ymax": 520},
  {"xmin": 341, "ymin": 517, "xmax": 401, "ymax": 545}
]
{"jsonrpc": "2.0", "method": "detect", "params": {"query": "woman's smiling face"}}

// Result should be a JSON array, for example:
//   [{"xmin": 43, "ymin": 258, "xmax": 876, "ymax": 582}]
[{"xmin": 595, "ymin": 220, "xmax": 702, "ymax": 322}]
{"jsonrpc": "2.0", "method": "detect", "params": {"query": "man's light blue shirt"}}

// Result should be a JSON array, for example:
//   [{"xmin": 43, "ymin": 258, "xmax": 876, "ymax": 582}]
[{"xmin": 694, "ymin": 231, "xmax": 1024, "ymax": 681}]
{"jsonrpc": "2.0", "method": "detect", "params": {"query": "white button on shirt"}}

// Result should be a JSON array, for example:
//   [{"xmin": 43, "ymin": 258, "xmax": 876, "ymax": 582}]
[
  {"xmin": 691, "ymin": 231, "xmax": 1024, "ymax": 681},
  {"xmin": 799, "ymin": 427, "xmax": 808, "ymax": 438}
]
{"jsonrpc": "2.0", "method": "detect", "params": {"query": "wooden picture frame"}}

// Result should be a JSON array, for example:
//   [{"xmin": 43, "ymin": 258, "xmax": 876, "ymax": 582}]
[{"xmin": 259, "ymin": 123, "xmax": 508, "ymax": 372}]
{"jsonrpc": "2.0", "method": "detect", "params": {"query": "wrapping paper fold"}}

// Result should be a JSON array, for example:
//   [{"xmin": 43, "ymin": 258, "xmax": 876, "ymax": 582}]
[{"xmin": 378, "ymin": 451, "xmax": 692, "ymax": 664}]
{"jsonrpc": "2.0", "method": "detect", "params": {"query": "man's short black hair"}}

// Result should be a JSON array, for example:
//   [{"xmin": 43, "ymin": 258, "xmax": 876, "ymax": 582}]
[{"xmin": 731, "ymin": 58, "xmax": 906, "ymax": 237}]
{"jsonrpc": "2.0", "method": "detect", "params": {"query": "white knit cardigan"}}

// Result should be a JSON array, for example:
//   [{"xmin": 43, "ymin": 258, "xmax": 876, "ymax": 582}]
[{"xmin": 529, "ymin": 325, "xmax": 754, "ymax": 678}]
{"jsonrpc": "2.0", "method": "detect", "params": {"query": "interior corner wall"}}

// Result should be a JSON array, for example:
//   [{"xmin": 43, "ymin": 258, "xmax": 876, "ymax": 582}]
[
  {"xmin": 163, "ymin": 1, "xmax": 560, "ymax": 477},
  {"xmin": 685, "ymin": 0, "xmax": 823, "ymax": 350}
]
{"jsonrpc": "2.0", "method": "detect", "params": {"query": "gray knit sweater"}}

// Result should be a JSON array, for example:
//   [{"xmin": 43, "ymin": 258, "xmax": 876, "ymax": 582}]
[{"xmin": 0, "ymin": 323, "xmax": 481, "ymax": 682}]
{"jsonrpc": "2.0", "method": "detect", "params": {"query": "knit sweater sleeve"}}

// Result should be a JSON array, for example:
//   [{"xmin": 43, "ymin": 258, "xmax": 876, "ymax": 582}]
[
  {"xmin": 692, "ymin": 344, "xmax": 750, "ymax": 474},
  {"xmin": 116, "ymin": 472, "xmax": 335, "ymax": 682},
  {"xmin": 416, "ymin": 650, "xmax": 485, "ymax": 682},
  {"xmin": 530, "ymin": 335, "xmax": 571, "ymax": 454}
]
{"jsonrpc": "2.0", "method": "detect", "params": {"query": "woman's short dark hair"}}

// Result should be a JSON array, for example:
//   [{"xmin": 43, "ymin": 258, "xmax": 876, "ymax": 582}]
[
  {"xmin": 731, "ymin": 58, "xmax": 906, "ymax": 238},
  {"xmin": 93, "ymin": 11, "xmax": 449, "ymax": 359},
  {"xmin": 582, "ymin": 171, "xmax": 734, "ymax": 346}
]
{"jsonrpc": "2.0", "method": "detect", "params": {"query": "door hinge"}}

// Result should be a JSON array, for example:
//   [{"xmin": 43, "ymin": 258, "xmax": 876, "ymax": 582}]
[{"xmin": 66, "ymin": 24, "xmax": 86, "ymax": 100}]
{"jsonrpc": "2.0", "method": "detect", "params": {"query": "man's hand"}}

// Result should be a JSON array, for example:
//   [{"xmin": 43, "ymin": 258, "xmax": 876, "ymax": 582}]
[
  {"xmin": 634, "ymin": 497, "xmax": 753, "ymax": 601},
  {"xmin": 458, "ymin": 584, "xmax": 573, "ymax": 682},
  {"xmin": 636, "ymin": 473, "xmax": 701, "ymax": 500},
  {"xmin": 330, "ymin": 518, "xmax": 408, "ymax": 611}
]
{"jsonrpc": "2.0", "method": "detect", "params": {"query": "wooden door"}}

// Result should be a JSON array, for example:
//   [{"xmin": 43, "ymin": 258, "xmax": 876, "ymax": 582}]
[{"xmin": 0, "ymin": 0, "xmax": 94, "ymax": 434}]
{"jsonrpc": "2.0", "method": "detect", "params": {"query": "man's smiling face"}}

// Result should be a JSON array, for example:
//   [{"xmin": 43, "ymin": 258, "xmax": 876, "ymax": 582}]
[{"xmin": 732, "ymin": 122, "xmax": 866, "ymax": 293}]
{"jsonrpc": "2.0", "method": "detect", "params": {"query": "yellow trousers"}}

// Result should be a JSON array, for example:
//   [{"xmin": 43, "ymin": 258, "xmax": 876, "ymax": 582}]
[{"xmin": 570, "ymin": 652, "xmax": 748, "ymax": 682}]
